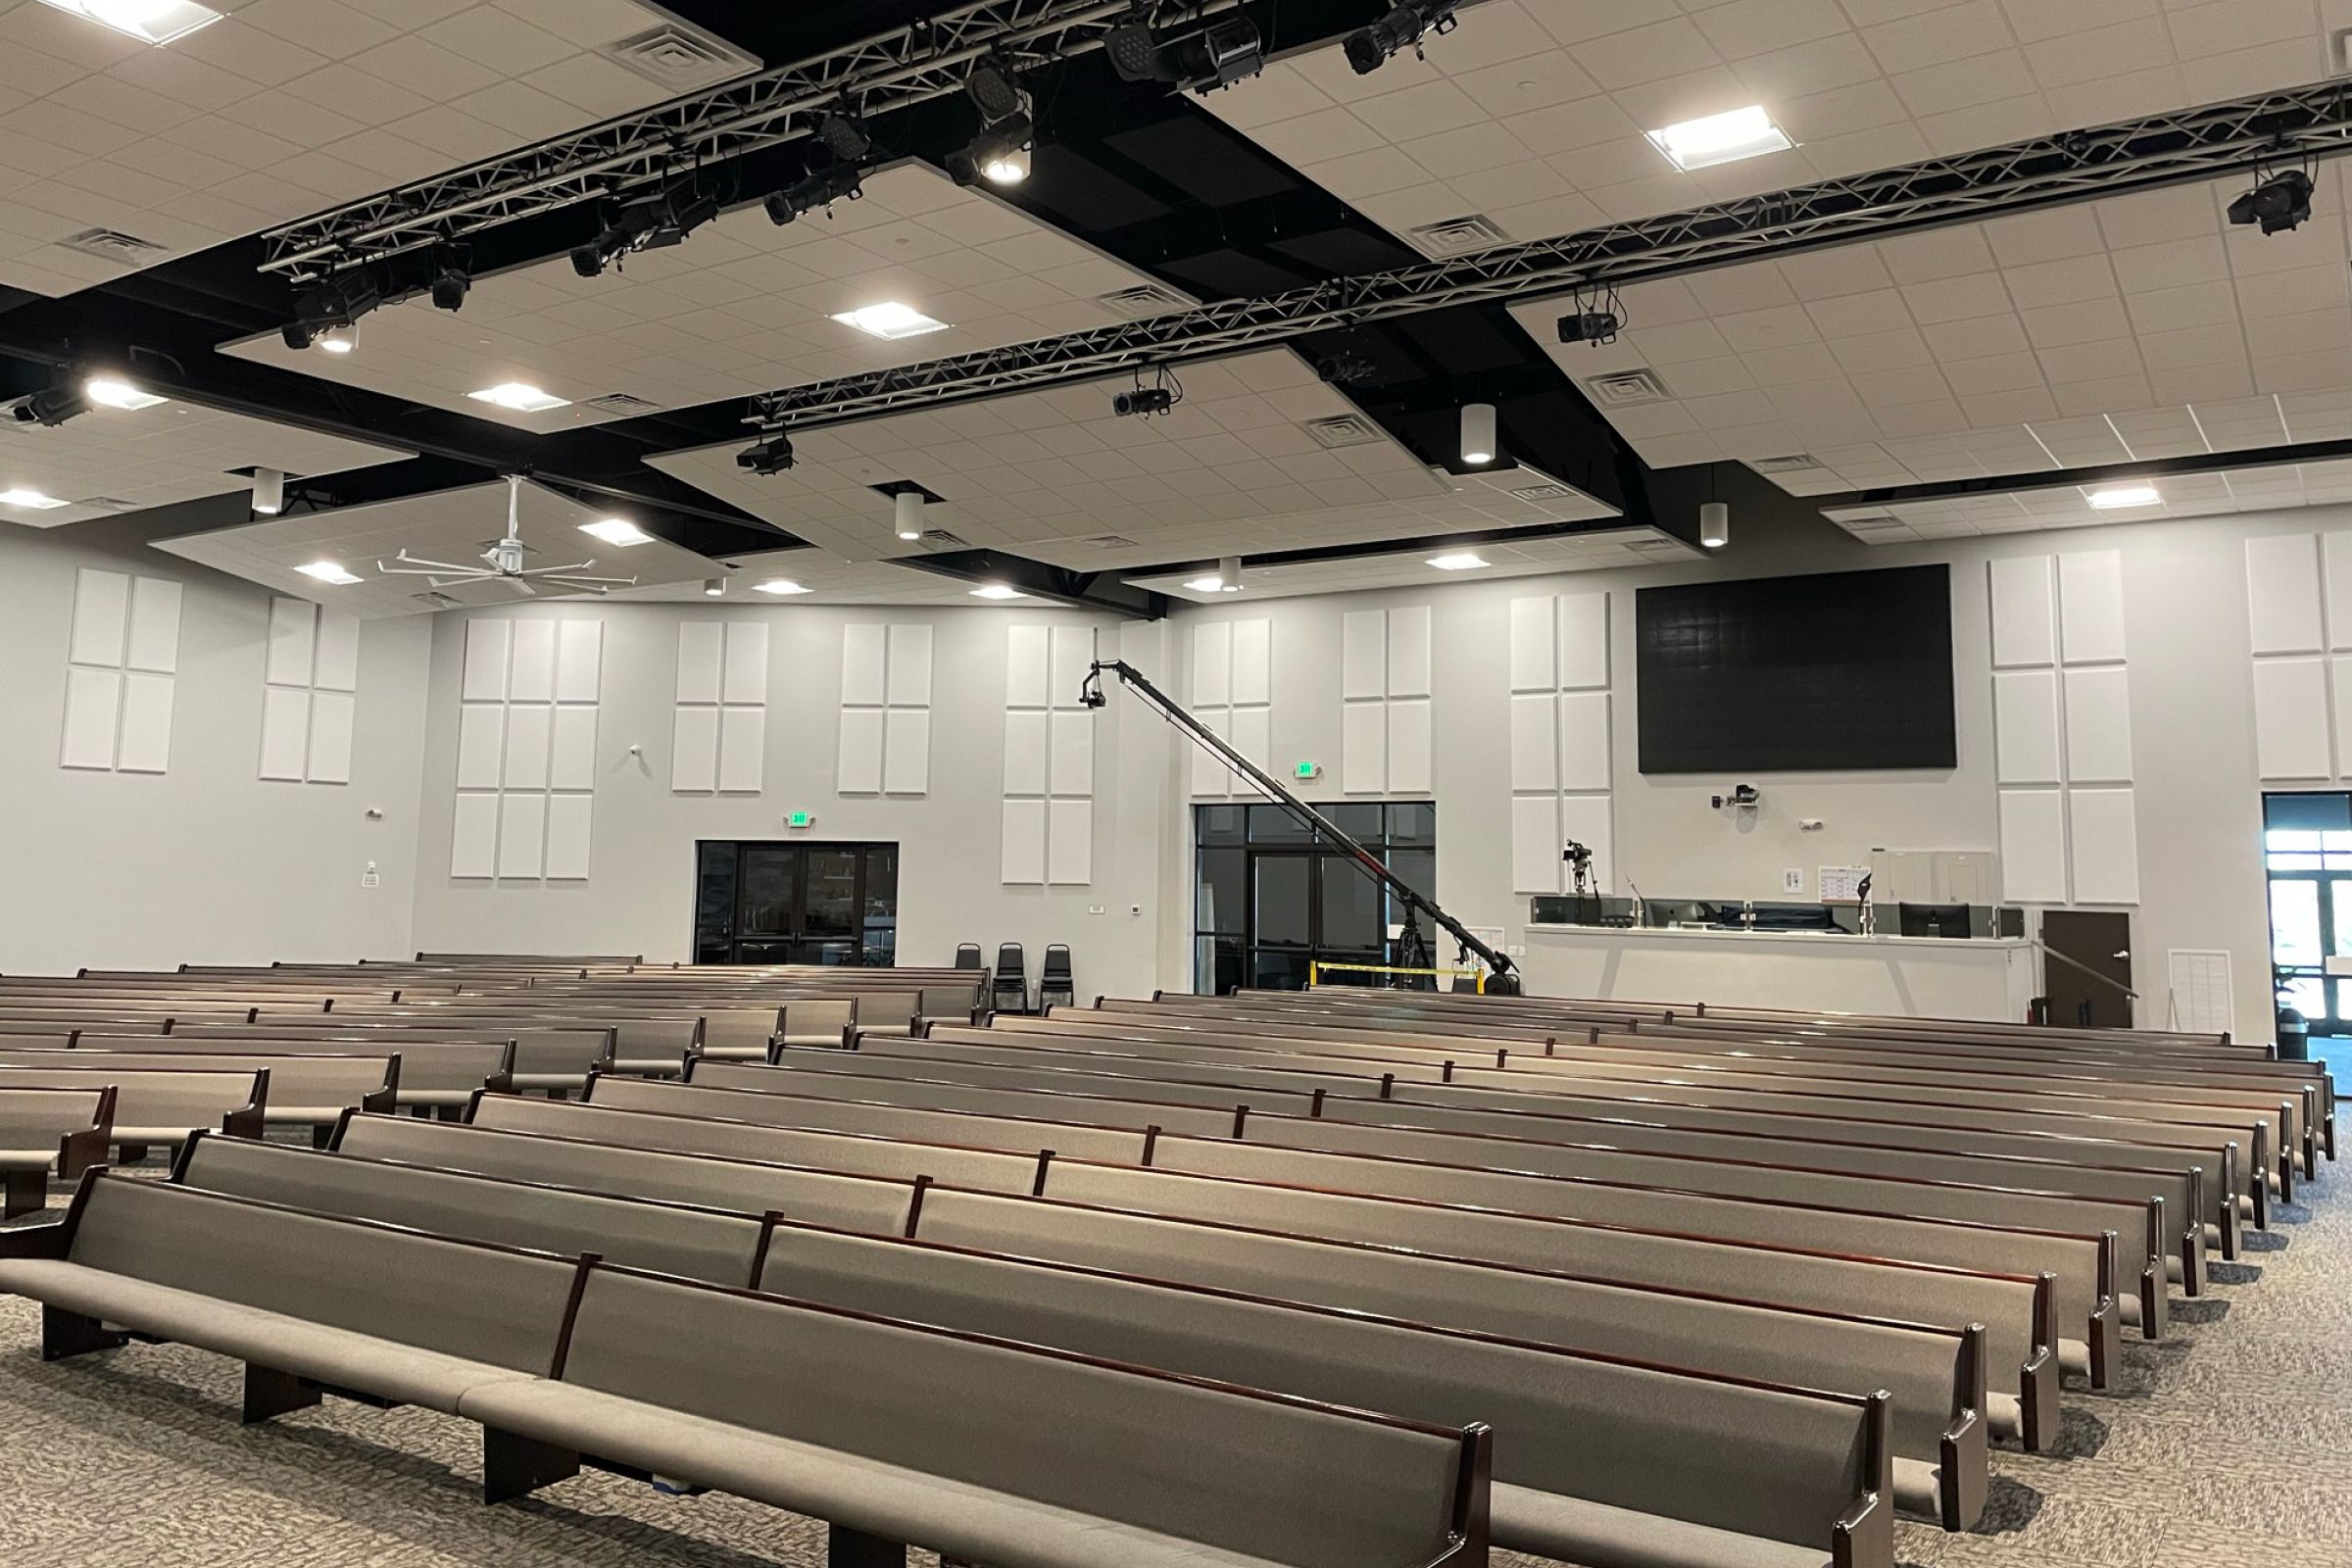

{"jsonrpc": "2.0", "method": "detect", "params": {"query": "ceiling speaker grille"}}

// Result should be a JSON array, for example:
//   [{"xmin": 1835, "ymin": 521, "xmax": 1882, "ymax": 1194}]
[
  {"xmin": 1304, "ymin": 414, "xmax": 1383, "ymax": 449},
  {"xmin": 1586, "ymin": 368, "xmax": 1672, "ymax": 408},
  {"xmin": 1407, "ymin": 214, "xmax": 1507, "ymax": 256}
]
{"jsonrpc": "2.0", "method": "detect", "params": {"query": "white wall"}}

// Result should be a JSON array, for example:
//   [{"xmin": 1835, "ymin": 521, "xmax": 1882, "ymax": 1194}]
[
  {"xmin": 405, "ymin": 600, "xmax": 1180, "ymax": 1001},
  {"xmin": 1172, "ymin": 508, "xmax": 2300, "ymax": 1044},
  {"xmin": 0, "ymin": 508, "xmax": 428, "ymax": 973}
]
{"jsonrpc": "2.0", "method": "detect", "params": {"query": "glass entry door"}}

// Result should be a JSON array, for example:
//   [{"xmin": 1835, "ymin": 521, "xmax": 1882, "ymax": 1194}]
[
  {"xmin": 696, "ymin": 840, "xmax": 898, "ymax": 966},
  {"xmin": 2263, "ymin": 792, "xmax": 2352, "ymax": 1037},
  {"xmin": 1192, "ymin": 802, "xmax": 1436, "ymax": 993}
]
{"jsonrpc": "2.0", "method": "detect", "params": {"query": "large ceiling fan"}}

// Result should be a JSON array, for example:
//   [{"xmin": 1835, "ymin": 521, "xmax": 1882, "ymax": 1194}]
[{"xmin": 375, "ymin": 474, "xmax": 637, "ymax": 597}]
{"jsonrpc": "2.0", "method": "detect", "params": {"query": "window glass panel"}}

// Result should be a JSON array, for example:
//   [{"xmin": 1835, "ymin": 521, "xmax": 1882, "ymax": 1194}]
[
  {"xmin": 2332, "ymin": 882, "xmax": 2352, "ymax": 959},
  {"xmin": 1254, "ymin": 856, "xmax": 1312, "ymax": 946},
  {"xmin": 1387, "ymin": 848, "xmax": 1437, "ymax": 911},
  {"xmin": 1320, "ymin": 855, "xmax": 1384, "ymax": 951},
  {"xmin": 2273, "ymin": 879, "xmax": 2323, "ymax": 966},
  {"xmin": 1196, "ymin": 936, "xmax": 1244, "ymax": 996},
  {"xmin": 2267, "ymin": 829, "xmax": 2324, "ymax": 852},
  {"xmin": 2328, "ymin": 854, "xmax": 2352, "ymax": 871},
  {"xmin": 1197, "ymin": 804, "xmax": 1247, "ymax": 845},
  {"xmin": 740, "ymin": 848, "xmax": 797, "ymax": 936},
  {"xmin": 695, "ymin": 842, "xmax": 737, "ymax": 963},
  {"xmin": 1249, "ymin": 949, "xmax": 1311, "ymax": 990},
  {"xmin": 1323, "ymin": 803, "xmax": 1384, "ymax": 843},
  {"xmin": 2269, "ymin": 853, "xmax": 2323, "ymax": 871},
  {"xmin": 1249, "ymin": 804, "xmax": 1312, "ymax": 843},
  {"xmin": 803, "ymin": 850, "xmax": 857, "ymax": 938},
  {"xmin": 2327, "ymin": 831, "xmax": 2352, "ymax": 853},
  {"xmin": 1388, "ymin": 801, "xmax": 1437, "ymax": 846},
  {"xmin": 860, "ymin": 846, "xmax": 898, "ymax": 965},
  {"xmin": 2280, "ymin": 975, "xmax": 2328, "ymax": 1019},
  {"xmin": 1197, "ymin": 847, "xmax": 1247, "ymax": 936}
]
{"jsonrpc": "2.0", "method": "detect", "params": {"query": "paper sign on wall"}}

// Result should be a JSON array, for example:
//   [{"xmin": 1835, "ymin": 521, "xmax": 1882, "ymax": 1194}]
[{"xmin": 1819, "ymin": 865, "xmax": 1872, "ymax": 903}]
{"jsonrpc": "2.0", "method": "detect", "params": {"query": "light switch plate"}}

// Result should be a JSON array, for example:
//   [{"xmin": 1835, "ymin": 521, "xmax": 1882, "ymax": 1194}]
[{"xmin": 1782, "ymin": 867, "xmax": 1804, "ymax": 894}]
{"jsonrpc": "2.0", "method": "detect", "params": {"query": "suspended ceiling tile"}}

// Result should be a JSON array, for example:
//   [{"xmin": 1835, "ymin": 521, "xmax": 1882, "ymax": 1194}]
[{"xmin": 1126, "ymin": 523, "xmax": 1692, "ymax": 602}]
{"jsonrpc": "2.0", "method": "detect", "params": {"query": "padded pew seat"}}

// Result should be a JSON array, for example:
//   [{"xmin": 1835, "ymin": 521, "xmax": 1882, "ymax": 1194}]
[{"xmin": 1499, "ymin": 1489, "xmax": 1847, "ymax": 1568}]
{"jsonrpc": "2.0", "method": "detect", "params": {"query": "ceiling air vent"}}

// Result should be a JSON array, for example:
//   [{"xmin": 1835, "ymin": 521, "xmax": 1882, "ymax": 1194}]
[
  {"xmin": 918, "ymin": 528, "xmax": 968, "ymax": 550},
  {"xmin": 412, "ymin": 591, "xmax": 461, "ymax": 609},
  {"xmin": 1508, "ymin": 481, "xmax": 1575, "ymax": 502},
  {"xmin": 1097, "ymin": 284, "xmax": 1187, "ymax": 319},
  {"xmin": 600, "ymin": 24, "xmax": 757, "ymax": 89},
  {"xmin": 1407, "ymin": 214, "xmax": 1508, "ymax": 256},
  {"xmin": 1841, "ymin": 514, "xmax": 1908, "ymax": 533},
  {"xmin": 586, "ymin": 392, "xmax": 661, "ymax": 415},
  {"xmin": 1624, "ymin": 537, "xmax": 1689, "ymax": 555},
  {"xmin": 1078, "ymin": 534, "xmax": 1138, "ymax": 549},
  {"xmin": 1585, "ymin": 368, "xmax": 1672, "ymax": 408},
  {"xmin": 1749, "ymin": 453, "xmax": 1821, "ymax": 474},
  {"xmin": 78, "ymin": 496, "xmax": 137, "ymax": 512},
  {"xmin": 1304, "ymin": 413, "xmax": 1383, "ymax": 449},
  {"xmin": 62, "ymin": 227, "xmax": 168, "ymax": 265}
]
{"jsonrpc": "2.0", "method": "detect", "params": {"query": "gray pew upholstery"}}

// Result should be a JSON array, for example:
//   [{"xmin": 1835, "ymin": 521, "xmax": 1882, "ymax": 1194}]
[
  {"xmin": 0, "ymin": 1085, "xmax": 114, "ymax": 1216},
  {"xmin": 0, "ymin": 1064, "xmax": 266, "ymax": 1150},
  {"xmin": 74, "ymin": 1033, "xmax": 514, "ymax": 1108},
  {"xmin": 0, "ymin": 1048, "xmax": 394, "ymax": 1131}
]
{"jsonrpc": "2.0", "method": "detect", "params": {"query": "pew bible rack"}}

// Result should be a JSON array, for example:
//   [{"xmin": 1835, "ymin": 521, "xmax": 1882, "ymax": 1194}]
[{"xmin": 1081, "ymin": 658, "xmax": 1519, "ymax": 993}]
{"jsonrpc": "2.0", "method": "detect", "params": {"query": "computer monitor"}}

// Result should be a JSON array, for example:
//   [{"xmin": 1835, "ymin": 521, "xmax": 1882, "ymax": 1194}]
[{"xmin": 1897, "ymin": 903, "xmax": 1973, "ymax": 939}]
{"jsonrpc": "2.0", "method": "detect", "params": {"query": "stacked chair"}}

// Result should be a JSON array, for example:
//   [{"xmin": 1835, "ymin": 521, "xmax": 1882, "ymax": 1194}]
[{"xmin": 0, "ymin": 956, "xmax": 2331, "ymax": 1568}]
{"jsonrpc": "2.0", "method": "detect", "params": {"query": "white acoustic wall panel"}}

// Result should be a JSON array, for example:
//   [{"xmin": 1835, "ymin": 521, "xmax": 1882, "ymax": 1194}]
[
  {"xmin": 545, "ymin": 794, "xmax": 594, "ymax": 880},
  {"xmin": 456, "ymin": 704, "xmax": 504, "ymax": 790},
  {"xmin": 1342, "ymin": 702, "xmax": 1385, "ymax": 794},
  {"xmin": 841, "ymin": 623, "xmax": 887, "ymax": 708},
  {"xmin": 2063, "ymin": 666, "xmax": 2133, "ymax": 784},
  {"xmin": 1509, "ymin": 597, "xmax": 1555, "ymax": 692},
  {"xmin": 1006, "ymin": 625, "xmax": 1050, "ymax": 709},
  {"xmin": 1992, "ymin": 669, "xmax": 2062, "ymax": 785},
  {"xmin": 1002, "ymin": 798, "xmax": 1047, "ymax": 885},
  {"xmin": 2069, "ymin": 787, "xmax": 2141, "ymax": 905},
  {"xmin": 2247, "ymin": 534, "xmax": 2326, "ymax": 655},
  {"xmin": 2058, "ymin": 550, "xmax": 2127, "ymax": 664},
  {"xmin": 265, "ymin": 595, "xmax": 315, "ymax": 686},
  {"xmin": 1558, "ymin": 692, "xmax": 1611, "ymax": 793},
  {"xmin": 2328, "ymin": 534, "xmax": 2352, "ymax": 652},
  {"xmin": 838, "ymin": 708, "xmax": 885, "ymax": 793},
  {"xmin": 1510, "ymin": 795, "xmax": 1559, "ymax": 894},
  {"xmin": 1004, "ymin": 711, "xmax": 1049, "ymax": 796},
  {"xmin": 1559, "ymin": 794, "xmax": 1614, "ymax": 895},
  {"xmin": 502, "ymin": 705, "xmax": 551, "ymax": 791},
  {"xmin": 1196, "ymin": 708, "xmax": 1234, "ymax": 797},
  {"xmin": 450, "ymin": 793, "xmax": 498, "ymax": 877},
  {"xmin": 719, "ymin": 707, "xmax": 766, "ymax": 793},
  {"xmin": 890, "ymin": 624, "xmax": 934, "ymax": 707},
  {"xmin": 1987, "ymin": 556, "xmax": 2056, "ymax": 668},
  {"xmin": 59, "ymin": 665, "xmax": 120, "ymax": 770},
  {"xmin": 1558, "ymin": 594, "xmax": 1609, "ymax": 690},
  {"xmin": 497, "ymin": 794, "xmax": 545, "ymax": 879},
  {"xmin": 1048, "ymin": 799, "xmax": 1093, "ymax": 884},
  {"xmin": 723, "ymin": 622, "xmax": 768, "ymax": 705},
  {"xmin": 1231, "ymin": 618, "xmax": 1270, "ymax": 706},
  {"xmin": 307, "ymin": 691, "xmax": 354, "ymax": 784},
  {"xmin": 675, "ymin": 622, "xmax": 724, "ymax": 704},
  {"xmin": 557, "ymin": 620, "xmax": 603, "ymax": 704},
  {"xmin": 550, "ymin": 706, "xmax": 597, "ymax": 791},
  {"xmin": 1048, "ymin": 625, "xmax": 1089, "ymax": 709},
  {"xmin": 884, "ymin": 710, "xmax": 930, "ymax": 794},
  {"xmin": 1051, "ymin": 710, "xmax": 1094, "ymax": 796},
  {"xmin": 124, "ymin": 578, "xmax": 181, "ymax": 674},
  {"xmin": 2253, "ymin": 658, "xmax": 2332, "ymax": 780},
  {"xmin": 462, "ymin": 619, "xmax": 509, "ymax": 701},
  {"xmin": 1509, "ymin": 694, "xmax": 1556, "ymax": 792},
  {"xmin": 116, "ymin": 671, "xmax": 172, "ymax": 774},
  {"xmin": 1385, "ymin": 605, "xmax": 1432, "ymax": 698},
  {"xmin": 314, "ymin": 610, "xmax": 360, "ymax": 693},
  {"xmin": 260, "ymin": 686, "xmax": 311, "ymax": 782},
  {"xmin": 1342, "ymin": 611, "xmax": 1384, "ymax": 701},
  {"xmin": 1194, "ymin": 621, "xmax": 1233, "ymax": 707},
  {"xmin": 509, "ymin": 619, "xmax": 556, "ymax": 702},
  {"xmin": 1997, "ymin": 790, "xmax": 2068, "ymax": 903},
  {"xmin": 1231, "ymin": 705, "xmax": 1270, "ymax": 784},
  {"xmin": 2334, "ymin": 659, "xmax": 2352, "ymax": 778},
  {"xmin": 671, "ymin": 706, "xmax": 719, "ymax": 793},
  {"xmin": 1388, "ymin": 700, "xmax": 1432, "ymax": 794},
  {"xmin": 71, "ymin": 568, "xmax": 129, "ymax": 667}
]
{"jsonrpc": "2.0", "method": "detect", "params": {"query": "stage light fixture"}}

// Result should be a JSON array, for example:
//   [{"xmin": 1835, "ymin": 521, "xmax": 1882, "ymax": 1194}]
[
  {"xmin": 1460, "ymin": 402, "xmax": 1495, "ymax": 465},
  {"xmin": 570, "ymin": 179, "xmax": 720, "ymax": 277},
  {"xmin": 1344, "ymin": 0, "xmax": 1457, "ymax": 74},
  {"xmin": 739, "ymin": 431, "xmax": 796, "ymax": 475},
  {"xmin": 281, "ymin": 270, "xmax": 381, "ymax": 351},
  {"xmin": 1112, "ymin": 385, "xmax": 1175, "ymax": 417},
  {"xmin": 894, "ymin": 491, "xmax": 924, "ymax": 541},
  {"xmin": 1558, "ymin": 309, "xmax": 1621, "ymax": 344},
  {"xmin": 1106, "ymin": 14, "xmax": 1263, "ymax": 93},
  {"xmin": 84, "ymin": 375, "xmax": 166, "ymax": 410},
  {"xmin": 766, "ymin": 161, "xmax": 863, "ymax": 224},
  {"xmin": 819, "ymin": 110, "xmax": 874, "ymax": 163},
  {"xmin": 2229, "ymin": 167, "xmax": 2314, "ymax": 235},
  {"xmin": 1700, "ymin": 501, "xmax": 1730, "ymax": 549},
  {"xmin": 251, "ymin": 467, "xmax": 284, "ymax": 516},
  {"xmin": 948, "ymin": 113, "xmax": 1034, "ymax": 185},
  {"xmin": 429, "ymin": 263, "xmax": 470, "ymax": 312},
  {"xmin": 963, "ymin": 57, "xmax": 1025, "ymax": 121},
  {"xmin": 10, "ymin": 379, "xmax": 88, "ymax": 427}
]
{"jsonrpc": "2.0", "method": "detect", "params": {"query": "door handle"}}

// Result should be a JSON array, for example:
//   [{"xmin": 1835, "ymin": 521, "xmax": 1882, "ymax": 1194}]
[{"xmin": 2112, "ymin": 951, "xmax": 2130, "ymax": 960}]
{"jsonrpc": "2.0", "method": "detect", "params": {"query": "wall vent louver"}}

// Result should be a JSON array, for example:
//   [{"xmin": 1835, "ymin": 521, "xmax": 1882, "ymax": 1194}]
[
  {"xmin": 600, "ymin": 24, "xmax": 756, "ymax": 88},
  {"xmin": 1407, "ymin": 214, "xmax": 1508, "ymax": 256},
  {"xmin": 63, "ymin": 227, "xmax": 168, "ymax": 264},
  {"xmin": 1304, "ymin": 413, "xmax": 1383, "ymax": 449},
  {"xmin": 1097, "ymin": 284, "xmax": 1187, "ymax": 318},
  {"xmin": 1585, "ymin": 368, "xmax": 1673, "ymax": 408}
]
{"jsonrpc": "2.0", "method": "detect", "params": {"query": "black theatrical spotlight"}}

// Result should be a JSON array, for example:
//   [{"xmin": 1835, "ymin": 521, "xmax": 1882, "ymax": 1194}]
[
  {"xmin": 9, "ymin": 374, "xmax": 87, "ymax": 427},
  {"xmin": 738, "ymin": 430, "xmax": 796, "ymax": 475},
  {"xmin": 571, "ymin": 177, "xmax": 722, "ymax": 277},
  {"xmin": 429, "ymin": 260, "xmax": 470, "ymax": 313},
  {"xmin": 1344, "ymin": 0, "xmax": 1458, "ymax": 74},
  {"xmin": 281, "ymin": 269, "xmax": 382, "ymax": 351},
  {"xmin": 2229, "ymin": 167, "xmax": 2314, "ymax": 235},
  {"xmin": 1105, "ymin": 13, "xmax": 1263, "ymax": 93},
  {"xmin": 946, "ymin": 112, "xmax": 1034, "ymax": 186},
  {"xmin": 819, "ymin": 109, "xmax": 874, "ymax": 163},
  {"xmin": 766, "ymin": 161, "xmax": 863, "ymax": 225}
]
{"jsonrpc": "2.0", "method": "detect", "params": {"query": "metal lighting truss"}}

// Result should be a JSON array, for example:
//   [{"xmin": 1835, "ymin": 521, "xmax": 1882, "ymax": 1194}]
[
  {"xmin": 258, "ymin": 0, "xmax": 1240, "ymax": 280},
  {"xmin": 749, "ymin": 78, "xmax": 2352, "ymax": 429}
]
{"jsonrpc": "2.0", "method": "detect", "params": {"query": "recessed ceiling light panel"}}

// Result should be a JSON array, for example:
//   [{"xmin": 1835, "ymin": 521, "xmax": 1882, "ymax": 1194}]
[
  {"xmin": 468, "ymin": 382, "xmax": 570, "ymax": 413},
  {"xmin": 578, "ymin": 518, "xmax": 654, "ymax": 547},
  {"xmin": 2086, "ymin": 484, "xmax": 2161, "ymax": 510},
  {"xmin": 0, "ymin": 487, "xmax": 68, "ymax": 510},
  {"xmin": 753, "ymin": 578, "xmax": 812, "ymax": 595},
  {"xmin": 969, "ymin": 584, "xmax": 1027, "ymax": 600},
  {"xmin": 36, "ymin": 0, "xmax": 223, "ymax": 45},
  {"xmin": 1647, "ymin": 105, "xmax": 1794, "ymax": 172},
  {"xmin": 1428, "ymin": 552, "xmax": 1489, "ymax": 570},
  {"xmin": 295, "ymin": 561, "xmax": 363, "ymax": 585},
  {"xmin": 831, "ymin": 303, "xmax": 951, "ymax": 340},
  {"xmin": 83, "ymin": 376, "xmax": 167, "ymax": 411}
]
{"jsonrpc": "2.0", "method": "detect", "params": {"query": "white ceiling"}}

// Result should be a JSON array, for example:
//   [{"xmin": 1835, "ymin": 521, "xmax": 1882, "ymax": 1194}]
[
  {"xmin": 0, "ymin": 0, "xmax": 751, "ymax": 297},
  {"xmin": 650, "ymin": 348, "xmax": 1619, "ymax": 569},
  {"xmin": 1827, "ymin": 457, "xmax": 2352, "ymax": 543},
  {"xmin": 1200, "ymin": 0, "xmax": 2337, "ymax": 255},
  {"xmin": 220, "ymin": 160, "xmax": 1191, "ymax": 432},
  {"xmin": 1127, "ymin": 523, "xmax": 1698, "ymax": 602},
  {"xmin": 153, "ymin": 476, "xmax": 720, "ymax": 615},
  {"xmin": 0, "ymin": 394, "xmax": 406, "ymax": 526},
  {"xmin": 1506, "ymin": 167, "xmax": 2352, "ymax": 497},
  {"xmin": 613, "ymin": 547, "xmax": 1017, "ymax": 608}
]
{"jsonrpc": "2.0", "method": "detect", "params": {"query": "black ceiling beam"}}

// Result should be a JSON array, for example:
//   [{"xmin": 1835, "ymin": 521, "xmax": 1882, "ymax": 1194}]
[{"xmin": 896, "ymin": 547, "xmax": 1169, "ymax": 617}]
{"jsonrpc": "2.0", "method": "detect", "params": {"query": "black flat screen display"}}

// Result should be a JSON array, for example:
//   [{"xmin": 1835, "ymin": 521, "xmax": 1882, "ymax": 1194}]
[{"xmin": 1634, "ymin": 564, "xmax": 1957, "ymax": 773}]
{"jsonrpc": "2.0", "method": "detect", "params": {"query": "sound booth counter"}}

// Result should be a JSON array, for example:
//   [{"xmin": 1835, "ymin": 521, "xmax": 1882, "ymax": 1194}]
[{"xmin": 1518, "ymin": 922, "xmax": 2038, "ymax": 1023}]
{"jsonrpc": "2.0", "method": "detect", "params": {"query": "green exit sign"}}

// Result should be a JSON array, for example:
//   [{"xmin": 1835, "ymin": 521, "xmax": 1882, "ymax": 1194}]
[
  {"xmin": 786, "ymin": 810, "xmax": 814, "ymax": 829},
  {"xmin": 1294, "ymin": 761, "xmax": 1322, "ymax": 781}
]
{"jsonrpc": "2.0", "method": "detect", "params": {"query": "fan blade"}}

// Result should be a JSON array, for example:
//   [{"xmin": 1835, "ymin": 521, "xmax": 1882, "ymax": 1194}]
[
  {"xmin": 507, "ymin": 578, "xmax": 539, "ymax": 597},
  {"xmin": 520, "ymin": 559, "xmax": 601, "ymax": 576}
]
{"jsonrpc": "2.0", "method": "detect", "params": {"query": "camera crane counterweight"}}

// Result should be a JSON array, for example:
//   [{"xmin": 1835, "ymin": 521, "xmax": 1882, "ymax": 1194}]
[{"xmin": 1082, "ymin": 658, "xmax": 1518, "ymax": 993}]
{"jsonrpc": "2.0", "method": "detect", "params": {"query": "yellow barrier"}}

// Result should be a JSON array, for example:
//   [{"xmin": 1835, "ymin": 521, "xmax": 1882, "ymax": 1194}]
[{"xmin": 1307, "ymin": 960, "xmax": 1488, "ymax": 994}]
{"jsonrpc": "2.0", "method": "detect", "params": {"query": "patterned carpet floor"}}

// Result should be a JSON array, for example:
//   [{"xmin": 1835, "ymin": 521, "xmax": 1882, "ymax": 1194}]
[{"xmin": 1, "ymin": 1155, "xmax": 2346, "ymax": 1568}]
